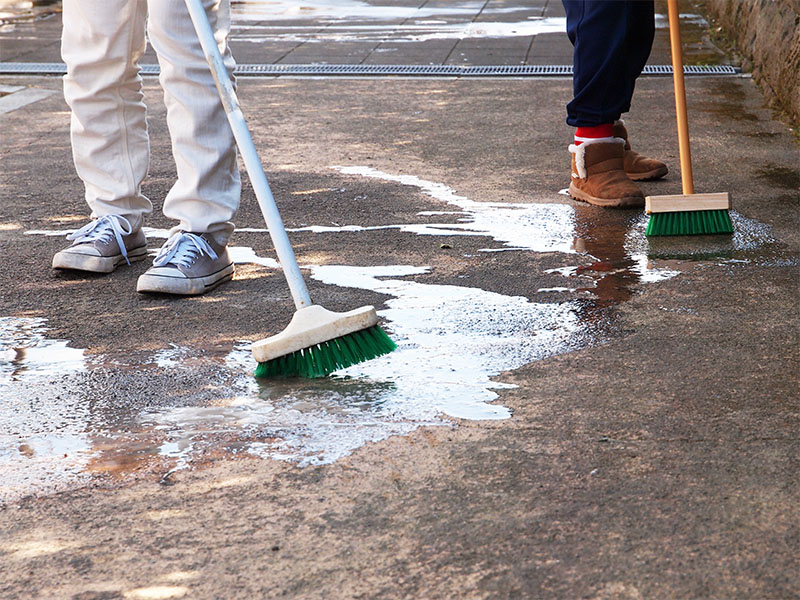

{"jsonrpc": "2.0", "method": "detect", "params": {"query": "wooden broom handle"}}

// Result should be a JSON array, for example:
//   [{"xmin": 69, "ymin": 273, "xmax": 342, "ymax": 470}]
[{"xmin": 667, "ymin": 0, "xmax": 694, "ymax": 195}]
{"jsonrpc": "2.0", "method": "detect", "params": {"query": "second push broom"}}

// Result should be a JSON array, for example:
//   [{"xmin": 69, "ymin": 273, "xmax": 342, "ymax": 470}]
[
  {"xmin": 645, "ymin": 0, "xmax": 733, "ymax": 236},
  {"xmin": 184, "ymin": 0, "xmax": 396, "ymax": 378}
]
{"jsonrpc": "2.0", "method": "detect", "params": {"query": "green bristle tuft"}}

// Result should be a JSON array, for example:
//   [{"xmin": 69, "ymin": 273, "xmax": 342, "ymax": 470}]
[
  {"xmin": 646, "ymin": 209, "xmax": 733, "ymax": 237},
  {"xmin": 254, "ymin": 324, "xmax": 397, "ymax": 379}
]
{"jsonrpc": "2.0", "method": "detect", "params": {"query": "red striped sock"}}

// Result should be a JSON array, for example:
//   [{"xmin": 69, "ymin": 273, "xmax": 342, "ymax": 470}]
[{"xmin": 574, "ymin": 123, "xmax": 614, "ymax": 145}]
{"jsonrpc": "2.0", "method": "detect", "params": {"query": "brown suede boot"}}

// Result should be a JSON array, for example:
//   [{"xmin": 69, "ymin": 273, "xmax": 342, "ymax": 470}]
[
  {"xmin": 613, "ymin": 120, "xmax": 668, "ymax": 181},
  {"xmin": 568, "ymin": 138, "xmax": 645, "ymax": 208}
]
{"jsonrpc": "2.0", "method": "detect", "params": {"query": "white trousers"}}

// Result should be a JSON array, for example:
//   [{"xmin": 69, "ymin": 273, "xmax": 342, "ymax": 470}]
[{"xmin": 61, "ymin": 0, "xmax": 240, "ymax": 245}]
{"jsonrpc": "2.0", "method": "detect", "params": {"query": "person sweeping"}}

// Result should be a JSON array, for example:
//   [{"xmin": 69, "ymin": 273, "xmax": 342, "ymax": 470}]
[
  {"xmin": 564, "ymin": 0, "xmax": 669, "ymax": 208},
  {"xmin": 53, "ymin": 0, "xmax": 395, "ymax": 377},
  {"xmin": 53, "ymin": 0, "xmax": 239, "ymax": 296}
]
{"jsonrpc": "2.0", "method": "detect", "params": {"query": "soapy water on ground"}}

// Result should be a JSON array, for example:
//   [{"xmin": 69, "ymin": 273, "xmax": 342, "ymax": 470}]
[
  {"xmin": 0, "ymin": 0, "xmax": 706, "ymax": 50},
  {"xmin": 230, "ymin": 1, "xmax": 704, "ymax": 44},
  {"xmin": 5, "ymin": 168, "xmax": 780, "ymax": 504},
  {"xmin": 234, "ymin": 19, "xmax": 567, "ymax": 45},
  {"xmin": 234, "ymin": 0, "xmax": 520, "ymax": 21}
]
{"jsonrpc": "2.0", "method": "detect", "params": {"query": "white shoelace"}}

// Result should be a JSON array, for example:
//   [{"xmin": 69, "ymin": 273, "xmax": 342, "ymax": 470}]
[
  {"xmin": 67, "ymin": 214, "xmax": 134, "ymax": 264},
  {"xmin": 153, "ymin": 232, "xmax": 218, "ymax": 269}
]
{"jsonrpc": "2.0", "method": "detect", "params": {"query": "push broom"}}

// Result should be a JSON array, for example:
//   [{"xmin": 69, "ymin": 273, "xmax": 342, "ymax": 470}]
[
  {"xmin": 645, "ymin": 0, "xmax": 733, "ymax": 236},
  {"xmin": 184, "ymin": 0, "xmax": 396, "ymax": 378}
]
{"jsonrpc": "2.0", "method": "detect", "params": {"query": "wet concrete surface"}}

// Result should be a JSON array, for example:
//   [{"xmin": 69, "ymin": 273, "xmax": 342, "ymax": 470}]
[
  {"xmin": 1, "ymin": 2, "xmax": 799, "ymax": 598},
  {"xmin": 0, "ymin": 0, "xmax": 728, "ymax": 67}
]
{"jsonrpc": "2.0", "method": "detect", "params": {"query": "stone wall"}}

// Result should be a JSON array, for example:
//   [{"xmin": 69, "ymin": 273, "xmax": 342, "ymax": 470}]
[{"xmin": 702, "ymin": 0, "xmax": 800, "ymax": 126}]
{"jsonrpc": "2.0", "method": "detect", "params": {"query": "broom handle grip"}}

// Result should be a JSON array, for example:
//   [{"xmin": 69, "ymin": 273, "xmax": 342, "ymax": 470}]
[
  {"xmin": 184, "ymin": 0, "xmax": 312, "ymax": 310},
  {"xmin": 667, "ymin": 0, "xmax": 694, "ymax": 195}
]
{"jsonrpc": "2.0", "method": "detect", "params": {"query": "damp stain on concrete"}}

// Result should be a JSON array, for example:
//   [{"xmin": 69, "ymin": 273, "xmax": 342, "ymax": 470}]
[
  {"xmin": 702, "ymin": 79, "xmax": 763, "ymax": 122},
  {"xmin": 9, "ymin": 169, "xmax": 785, "ymax": 503},
  {"xmin": 652, "ymin": 10, "xmax": 727, "ymax": 66},
  {"xmin": 754, "ymin": 164, "xmax": 800, "ymax": 191}
]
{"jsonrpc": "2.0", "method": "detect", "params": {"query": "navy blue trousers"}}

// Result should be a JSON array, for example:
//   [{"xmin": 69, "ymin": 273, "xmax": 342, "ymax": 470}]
[{"xmin": 563, "ymin": 0, "xmax": 655, "ymax": 127}]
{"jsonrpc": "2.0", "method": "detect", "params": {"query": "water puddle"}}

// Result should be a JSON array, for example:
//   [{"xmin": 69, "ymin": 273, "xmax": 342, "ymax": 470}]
[
  {"xmin": 0, "ymin": 317, "xmax": 94, "ymax": 503},
  {"xmin": 310, "ymin": 265, "xmax": 585, "ymax": 420},
  {"xmin": 230, "ymin": 0, "xmax": 564, "ymax": 43},
  {"xmin": 8, "ymin": 168, "xmax": 784, "ymax": 504},
  {"xmin": 234, "ymin": 19, "xmax": 567, "ymax": 44},
  {"xmin": 229, "ymin": 2, "xmax": 711, "ymax": 48},
  {"xmin": 350, "ymin": 167, "xmax": 579, "ymax": 251},
  {"xmin": 233, "ymin": 0, "xmax": 535, "ymax": 23}
]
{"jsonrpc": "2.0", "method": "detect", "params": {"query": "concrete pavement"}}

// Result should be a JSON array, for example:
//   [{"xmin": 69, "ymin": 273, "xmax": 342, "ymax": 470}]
[{"xmin": 0, "ymin": 1, "xmax": 798, "ymax": 598}]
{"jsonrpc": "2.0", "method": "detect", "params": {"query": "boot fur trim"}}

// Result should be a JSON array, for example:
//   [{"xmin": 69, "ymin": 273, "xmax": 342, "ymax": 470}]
[{"xmin": 569, "ymin": 137, "xmax": 626, "ymax": 180}]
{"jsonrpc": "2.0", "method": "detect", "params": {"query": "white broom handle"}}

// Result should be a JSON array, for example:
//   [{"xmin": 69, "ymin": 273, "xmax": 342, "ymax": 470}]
[{"xmin": 184, "ymin": 0, "xmax": 312, "ymax": 310}]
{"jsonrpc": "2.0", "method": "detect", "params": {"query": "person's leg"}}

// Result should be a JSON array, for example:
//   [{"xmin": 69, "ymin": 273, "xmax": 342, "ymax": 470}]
[
  {"xmin": 624, "ymin": 0, "xmax": 656, "ymax": 109},
  {"xmin": 137, "ymin": 0, "xmax": 238, "ymax": 295},
  {"xmin": 54, "ymin": 0, "xmax": 151, "ymax": 272},
  {"xmin": 146, "ymin": 0, "xmax": 240, "ymax": 247},
  {"xmin": 611, "ymin": 0, "xmax": 666, "ymax": 181},
  {"xmin": 563, "ymin": 0, "xmax": 664, "ymax": 207},
  {"xmin": 564, "ymin": 0, "xmax": 639, "ymax": 128}
]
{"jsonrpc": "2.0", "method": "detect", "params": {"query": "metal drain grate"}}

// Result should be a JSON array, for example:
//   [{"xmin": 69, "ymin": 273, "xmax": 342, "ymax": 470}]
[
  {"xmin": 0, "ymin": 62, "xmax": 741, "ymax": 77},
  {"xmin": 644, "ymin": 64, "xmax": 740, "ymax": 76},
  {"xmin": 237, "ymin": 64, "xmax": 579, "ymax": 76}
]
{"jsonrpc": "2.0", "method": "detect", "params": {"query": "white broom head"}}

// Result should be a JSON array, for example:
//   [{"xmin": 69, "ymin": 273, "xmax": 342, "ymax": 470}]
[{"xmin": 252, "ymin": 304, "xmax": 379, "ymax": 363}]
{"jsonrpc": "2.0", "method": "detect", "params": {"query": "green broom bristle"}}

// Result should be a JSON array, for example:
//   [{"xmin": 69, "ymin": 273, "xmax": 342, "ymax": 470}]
[
  {"xmin": 254, "ymin": 324, "xmax": 397, "ymax": 379},
  {"xmin": 646, "ymin": 209, "xmax": 733, "ymax": 237}
]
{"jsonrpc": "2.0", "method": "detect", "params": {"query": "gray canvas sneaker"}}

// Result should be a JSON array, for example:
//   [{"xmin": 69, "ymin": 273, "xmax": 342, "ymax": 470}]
[
  {"xmin": 52, "ymin": 215, "xmax": 148, "ymax": 273},
  {"xmin": 136, "ymin": 231, "xmax": 234, "ymax": 295}
]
